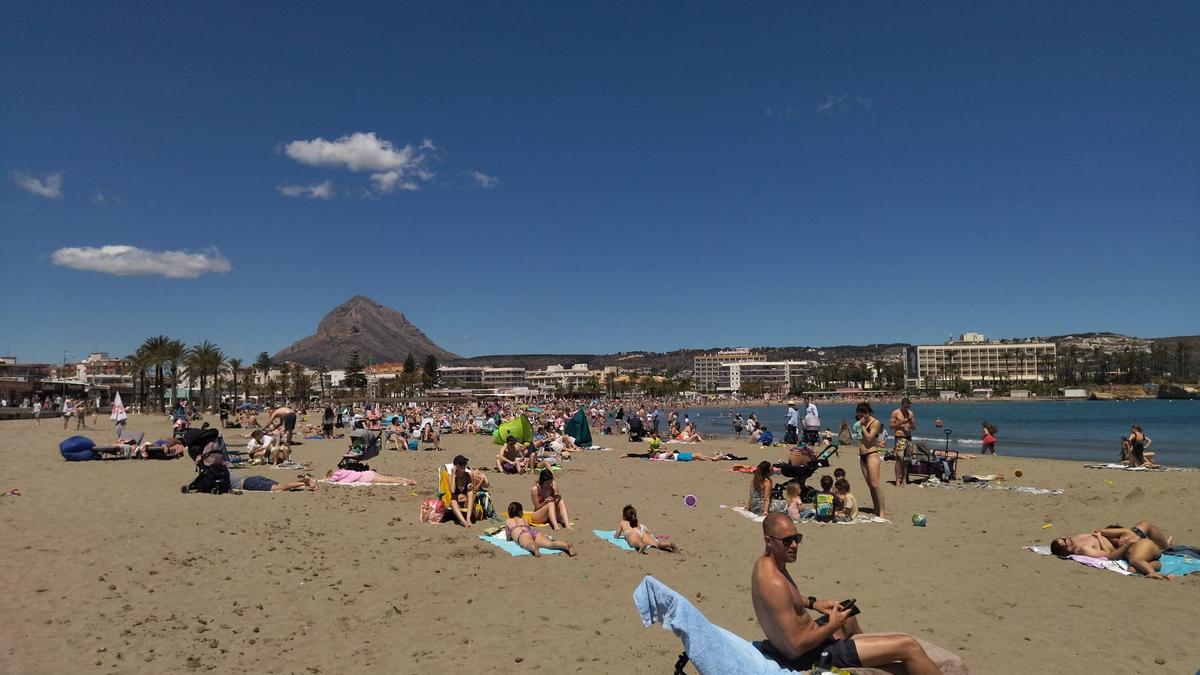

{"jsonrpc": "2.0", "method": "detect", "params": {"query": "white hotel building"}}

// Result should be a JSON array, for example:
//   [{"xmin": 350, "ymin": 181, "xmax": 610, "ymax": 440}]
[
  {"xmin": 905, "ymin": 333, "xmax": 1056, "ymax": 389},
  {"xmin": 693, "ymin": 349, "xmax": 813, "ymax": 394}
]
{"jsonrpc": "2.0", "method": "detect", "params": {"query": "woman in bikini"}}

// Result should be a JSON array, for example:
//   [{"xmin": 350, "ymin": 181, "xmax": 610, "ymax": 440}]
[
  {"xmin": 530, "ymin": 468, "xmax": 573, "ymax": 529},
  {"xmin": 504, "ymin": 502, "xmax": 576, "ymax": 557},
  {"xmin": 749, "ymin": 461, "xmax": 787, "ymax": 517},
  {"xmin": 1126, "ymin": 425, "xmax": 1157, "ymax": 467},
  {"xmin": 856, "ymin": 402, "xmax": 886, "ymax": 518},
  {"xmin": 617, "ymin": 504, "xmax": 677, "ymax": 553}
]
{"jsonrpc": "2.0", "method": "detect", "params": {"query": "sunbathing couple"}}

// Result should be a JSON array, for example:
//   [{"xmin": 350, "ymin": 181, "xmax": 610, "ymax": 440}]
[{"xmin": 1051, "ymin": 520, "xmax": 1174, "ymax": 579}]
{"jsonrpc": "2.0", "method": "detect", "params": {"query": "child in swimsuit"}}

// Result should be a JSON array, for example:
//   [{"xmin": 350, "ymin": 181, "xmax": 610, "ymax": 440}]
[
  {"xmin": 504, "ymin": 502, "xmax": 576, "ymax": 557},
  {"xmin": 617, "ymin": 504, "xmax": 677, "ymax": 554}
]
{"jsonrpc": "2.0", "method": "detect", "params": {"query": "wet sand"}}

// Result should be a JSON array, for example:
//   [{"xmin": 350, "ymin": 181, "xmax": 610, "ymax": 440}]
[{"xmin": 1, "ymin": 412, "xmax": 1198, "ymax": 673}]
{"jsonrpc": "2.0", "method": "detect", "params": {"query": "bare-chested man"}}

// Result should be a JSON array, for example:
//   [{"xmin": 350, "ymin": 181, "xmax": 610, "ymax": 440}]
[
  {"xmin": 264, "ymin": 406, "xmax": 298, "ymax": 445},
  {"xmin": 889, "ymin": 397, "xmax": 916, "ymax": 487},
  {"xmin": 1051, "ymin": 520, "xmax": 1174, "ymax": 579},
  {"xmin": 751, "ymin": 513, "xmax": 940, "ymax": 673}
]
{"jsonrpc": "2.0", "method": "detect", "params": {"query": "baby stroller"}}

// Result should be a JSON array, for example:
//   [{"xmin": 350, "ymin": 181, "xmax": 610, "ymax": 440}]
[
  {"xmin": 627, "ymin": 416, "xmax": 646, "ymax": 442},
  {"xmin": 905, "ymin": 443, "xmax": 958, "ymax": 483},
  {"xmin": 182, "ymin": 430, "xmax": 231, "ymax": 494},
  {"xmin": 773, "ymin": 442, "xmax": 840, "ymax": 503},
  {"xmin": 339, "ymin": 427, "xmax": 380, "ymax": 471}
]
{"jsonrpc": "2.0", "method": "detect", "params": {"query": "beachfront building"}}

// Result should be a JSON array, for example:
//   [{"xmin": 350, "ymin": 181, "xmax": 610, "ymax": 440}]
[
  {"xmin": 905, "ymin": 334, "xmax": 1056, "ymax": 389},
  {"xmin": 526, "ymin": 364, "xmax": 596, "ymax": 392},
  {"xmin": 436, "ymin": 365, "xmax": 528, "ymax": 392},
  {"xmin": 726, "ymin": 360, "xmax": 814, "ymax": 394},
  {"xmin": 693, "ymin": 348, "xmax": 766, "ymax": 393}
]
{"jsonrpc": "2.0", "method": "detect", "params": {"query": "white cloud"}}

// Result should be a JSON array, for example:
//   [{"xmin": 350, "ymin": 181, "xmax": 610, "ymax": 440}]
[
  {"xmin": 91, "ymin": 189, "xmax": 121, "ymax": 205},
  {"xmin": 282, "ymin": 131, "xmax": 434, "ymax": 193},
  {"xmin": 468, "ymin": 170, "xmax": 500, "ymax": 188},
  {"xmin": 11, "ymin": 170, "xmax": 64, "ymax": 199},
  {"xmin": 51, "ymin": 245, "xmax": 232, "ymax": 278},
  {"xmin": 816, "ymin": 94, "xmax": 875, "ymax": 115},
  {"xmin": 277, "ymin": 181, "xmax": 334, "ymax": 199}
]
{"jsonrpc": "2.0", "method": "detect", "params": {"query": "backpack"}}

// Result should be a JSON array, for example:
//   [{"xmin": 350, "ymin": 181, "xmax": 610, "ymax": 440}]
[
  {"xmin": 420, "ymin": 498, "xmax": 445, "ymax": 524},
  {"xmin": 475, "ymin": 489, "xmax": 497, "ymax": 520}
]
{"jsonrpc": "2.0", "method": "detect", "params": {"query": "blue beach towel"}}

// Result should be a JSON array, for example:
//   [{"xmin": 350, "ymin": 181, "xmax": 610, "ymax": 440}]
[
  {"xmin": 477, "ymin": 533, "xmax": 565, "ymax": 557},
  {"xmin": 594, "ymin": 530, "xmax": 637, "ymax": 551},
  {"xmin": 632, "ymin": 575, "xmax": 799, "ymax": 674},
  {"xmin": 1158, "ymin": 554, "xmax": 1200, "ymax": 577}
]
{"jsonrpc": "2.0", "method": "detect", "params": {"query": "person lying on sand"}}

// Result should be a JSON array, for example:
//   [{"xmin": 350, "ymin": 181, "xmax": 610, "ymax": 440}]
[
  {"xmin": 324, "ymin": 468, "xmax": 417, "ymax": 486},
  {"xmin": 231, "ymin": 471, "xmax": 317, "ymax": 493},
  {"xmin": 617, "ymin": 505, "xmax": 677, "ymax": 554},
  {"xmin": 751, "ymin": 512, "xmax": 940, "ymax": 673},
  {"xmin": 1051, "ymin": 520, "xmax": 1174, "ymax": 579},
  {"xmin": 504, "ymin": 502, "xmax": 576, "ymax": 557}
]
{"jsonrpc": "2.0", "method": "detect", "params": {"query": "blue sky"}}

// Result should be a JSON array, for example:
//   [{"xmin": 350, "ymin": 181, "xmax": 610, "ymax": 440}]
[{"xmin": 2, "ymin": 2, "xmax": 1197, "ymax": 364}]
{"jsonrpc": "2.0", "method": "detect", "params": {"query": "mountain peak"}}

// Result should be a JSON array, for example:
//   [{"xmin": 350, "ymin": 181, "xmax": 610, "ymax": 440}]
[{"xmin": 274, "ymin": 297, "xmax": 458, "ymax": 367}]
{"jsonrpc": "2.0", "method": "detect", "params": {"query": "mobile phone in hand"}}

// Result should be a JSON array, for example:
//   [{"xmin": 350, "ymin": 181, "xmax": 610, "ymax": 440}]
[{"xmin": 814, "ymin": 599, "xmax": 860, "ymax": 626}]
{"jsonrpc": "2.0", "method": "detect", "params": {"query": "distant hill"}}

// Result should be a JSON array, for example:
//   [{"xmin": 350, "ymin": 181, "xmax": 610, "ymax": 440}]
[{"xmin": 274, "ymin": 295, "xmax": 459, "ymax": 367}]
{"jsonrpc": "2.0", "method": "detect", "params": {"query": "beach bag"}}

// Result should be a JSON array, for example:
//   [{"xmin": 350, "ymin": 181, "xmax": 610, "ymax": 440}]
[
  {"xmin": 59, "ymin": 435, "xmax": 98, "ymax": 461},
  {"xmin": 407, "ymin": 439, "xmax": 419, "ymax": 451},
  {"xmin": 420, "ymin": 498, "xmax": 445, "ymax": 524},
  {"xmin": 475, "ymin": 489, "xmax": 496, "ymax": 520}
]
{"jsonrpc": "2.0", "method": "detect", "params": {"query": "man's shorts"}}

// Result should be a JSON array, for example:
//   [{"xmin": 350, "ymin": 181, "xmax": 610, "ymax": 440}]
[
  {"xmin": 282, "ymin": 413, "xmax": 297, "ymax": 432},
  {"xmin": 893, "ymin": 436, "xmax": 913, "ymax": 458},
  {"xmin": 758, "ymin": 638, "xmax": 862, "ymax": 670},
  {"xmin": 242, "ymin": 476, "xmax": 277, "ymax": 492}
]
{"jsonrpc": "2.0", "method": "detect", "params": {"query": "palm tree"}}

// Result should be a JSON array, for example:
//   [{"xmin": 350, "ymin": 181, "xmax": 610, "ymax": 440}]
[
  {"xmin": 123, "ymin": 347, "xmax": 153, "ymax": 412},
  {"xmin": 140, "ymin": 335, "xmax": 172, "ymax": 413},
  {"xmin": 227, "ymin": 358, "xmax": 243, "ymax": 402},
  {"xmin": 254, "ymin": 352, "xmax": 273, "ymax": 402},
  {"xmin": 187, "ymin": 341, "xmax": 224, "ymax": 410},
  {"xmin": 278, "ymin": 362, "xmax": 293, "ymax": 404},
  {"xmin": 161, "ymin": 339, "xmax": 186, "ymax": 410}
]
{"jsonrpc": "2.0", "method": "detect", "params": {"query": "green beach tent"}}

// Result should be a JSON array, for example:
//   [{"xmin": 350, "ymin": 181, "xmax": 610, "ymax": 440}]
[
  {"xmin": 564, "ymin": 407, "xmax": 592, "ymax": 448},
  {"xmin": 492, "ymin": 414, "xmax": 534, "ymax": 445}
]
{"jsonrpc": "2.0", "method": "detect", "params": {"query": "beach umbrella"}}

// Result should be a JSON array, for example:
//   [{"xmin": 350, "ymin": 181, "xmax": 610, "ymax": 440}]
[
  {"xmin": 526, "ymin": 405, "xmax": 545, "ymax": 414},
  {"xmin": 110, "ymin": 392, "xmax": 127, "ymax": 422}
]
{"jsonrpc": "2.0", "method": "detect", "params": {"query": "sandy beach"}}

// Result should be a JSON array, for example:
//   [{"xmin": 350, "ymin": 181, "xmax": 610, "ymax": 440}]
[{"xmin": 2, "ymin": 412, "xmax": 1198, "ymax": 674}]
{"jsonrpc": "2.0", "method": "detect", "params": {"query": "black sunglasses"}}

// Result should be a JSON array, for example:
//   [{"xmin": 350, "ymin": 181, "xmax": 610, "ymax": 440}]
[{"xmin": 769, "ymin": 533, "xmax": 803, "ymax": 546}]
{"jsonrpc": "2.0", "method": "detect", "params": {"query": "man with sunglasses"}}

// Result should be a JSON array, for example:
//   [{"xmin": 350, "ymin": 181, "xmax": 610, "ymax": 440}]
[{"xmin": 751, "ymin": 513, "xmax": 940, "ymax": 673}]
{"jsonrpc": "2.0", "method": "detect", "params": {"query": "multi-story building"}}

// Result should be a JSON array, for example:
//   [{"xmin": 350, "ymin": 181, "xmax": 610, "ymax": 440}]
[
  {"xmin": 437, "ymin": 366, "xmax": 485, "ymax": 387},
  {"xmin": 905, "ymin": 334, "xmax": 1056, "ymax": 389},
  {"xmin": 480, "ymin": 367, "xmax": 527, "ymax": 390},
  {"xmin": 693, "ymin": 349, "xmax": 766, "ymax": 392},
  {"xmin": 727, "ymin": 361, "xmax": 814, "ymax": 394},
  {"xmin": 526, "ymin": 364, "xmax": 596, "ymax": 392}
]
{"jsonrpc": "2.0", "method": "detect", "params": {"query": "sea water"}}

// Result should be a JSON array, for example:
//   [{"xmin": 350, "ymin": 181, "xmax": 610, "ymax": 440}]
[{"xmin": 685, "ymin": 399, "xmax": 1200, "ymax": 467}]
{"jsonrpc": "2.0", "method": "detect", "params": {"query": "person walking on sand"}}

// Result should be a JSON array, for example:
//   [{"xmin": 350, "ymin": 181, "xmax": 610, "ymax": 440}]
[
  {"xmin": 32, "ymin": 399, "xmax": 42, "ymax": 425},
  {"xmin": 981, "ymin": 422, "xmax": 997, "ymax": 455},
  {"xmin": 856, "ymin": 403, "xmax": 886, "ymax": 518},
  {"xmin": 889, "ymin": 398, "xmax": 915, "ymax": 487}
]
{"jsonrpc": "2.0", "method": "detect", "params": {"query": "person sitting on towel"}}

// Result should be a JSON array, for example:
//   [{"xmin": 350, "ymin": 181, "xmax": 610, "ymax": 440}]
[
  {"xmin": 751, "ymin": 512, "xmax": 940, "ymax": 673},
  {"xmin": 497, "ymin": 435, "xmax": 529, "ymax": 474},
  {"xmin": 447, "ymin": 455, "xmax": 488, "ymax": 528},
  {"xmin": 1050, "ymin": 520, "xmax": 1173, "ymax": 579}
]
